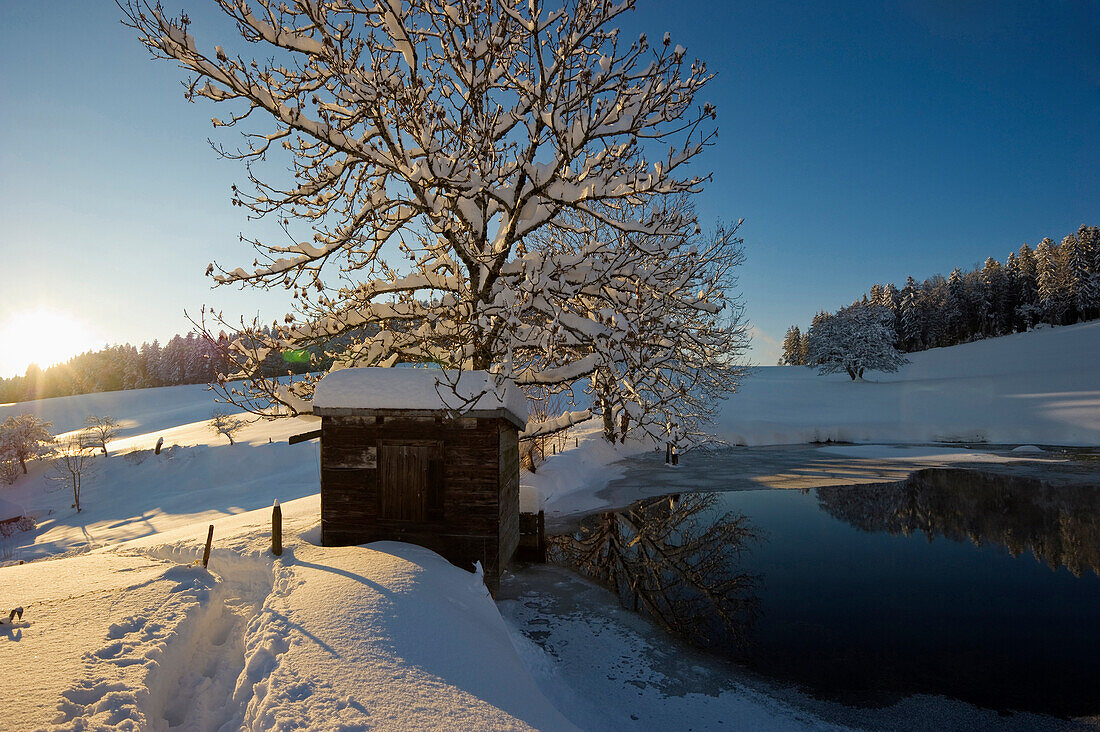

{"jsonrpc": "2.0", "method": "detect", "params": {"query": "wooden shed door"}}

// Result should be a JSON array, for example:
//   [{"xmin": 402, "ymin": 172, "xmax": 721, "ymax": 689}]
[{"xmin": 380, "ymin": 443, "xmax": 442, "ymax": 521}]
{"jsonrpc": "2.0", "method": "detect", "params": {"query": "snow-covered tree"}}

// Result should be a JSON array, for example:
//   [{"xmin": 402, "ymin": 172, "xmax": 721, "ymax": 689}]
[
  {"xmin": 123, "ymin": 0, "xmax": 736, "ymax": 441},
  {"xmin": 1063, "ymin": 231, "xmax": 1097, "ymax": 322},
  {"xmin": 920, "ymin": 274, "xmax": 948, "ymax": 347},
  {"xmin": 1036, "ymin": 237, "xmax": 1063, "ymax": 325},
  {"xmin": 945, "ymin": 267, "xmax": 968, "ymax": 343},
  {"xmin": 1079, "ymin": 225, "xmax": 1100, "ymax": 321},
  {"xmin": 877, "ymin": 282, "xmax": 899, "ymax": 312},
  {"xmin": 564, "ymin": 205, "xmax": 748, "ymax": 445},
  {"xmin": 0, "ymin": 414, "xmax": 54, "ymax": 475},
  {"xmin": 979, "ymin": 257, "xmax": 1005, "ymax": 336},
  {"xmin": 898, "ymin": 276, "xmax": 922, "ymax": 351},
  {"xmin": 780, "ymin": 325, "xmax": 806, "ymax": 366},
  {"xmin": 806, "ymin": 303, "xmax": 906, "ymax": 380},
  {"xmin": 1013, "ymin": 243, "xmax": 1040, "ymax": 330}
]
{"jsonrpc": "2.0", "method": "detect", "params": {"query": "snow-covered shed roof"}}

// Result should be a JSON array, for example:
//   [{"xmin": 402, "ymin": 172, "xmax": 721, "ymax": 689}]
[
  {"xmin": 0, "ymin": 495, "xmax": 25, "ymax": 523},
  {"xmin": 312, "ymin": 368, "xmax": 528, "ymax": 429}
]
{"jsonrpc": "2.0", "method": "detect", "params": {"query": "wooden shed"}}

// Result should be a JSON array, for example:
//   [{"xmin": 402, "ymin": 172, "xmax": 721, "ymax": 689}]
[{"xmin": 310, "ymin": 367, "xmax": 527, "ymax": 593}]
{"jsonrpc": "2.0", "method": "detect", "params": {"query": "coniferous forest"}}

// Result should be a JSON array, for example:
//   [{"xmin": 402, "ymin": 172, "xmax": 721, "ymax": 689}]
[
  {"xmin": 0, "ymin": 328, "xmax": 322, "ymax": 404},
  {"xmin": 782, "ymin": 225, "xmax": 1100, "ymax": 366}
]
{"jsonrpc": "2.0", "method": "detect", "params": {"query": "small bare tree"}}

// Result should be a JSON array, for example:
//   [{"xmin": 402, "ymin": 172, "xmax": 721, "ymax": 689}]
[
  {"xmin": 209, "ymin": 412, "xmax": 247, "ymax": 445},
  {"xmin": 84, "ymin": 415, "xmax": 120, "ymax": 455},
  {"xmin": 51, "ymin": 434, "xmax": 97, "ymax": 513}
]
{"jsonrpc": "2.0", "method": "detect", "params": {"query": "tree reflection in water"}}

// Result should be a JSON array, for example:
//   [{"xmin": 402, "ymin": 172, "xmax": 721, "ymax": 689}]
[
  {"xmin": 549, "ymin": 493, "xmax": 760, "ymax": 649},
  {"xmin": 817, "ymin": 468, "xmax": 1100, "ymax": 577}
]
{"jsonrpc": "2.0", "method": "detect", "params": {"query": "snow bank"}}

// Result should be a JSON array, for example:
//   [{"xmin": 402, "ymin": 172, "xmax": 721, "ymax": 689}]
[
  {"xmin": 520, "ymin": 421, "xmax": 653, "ymax": 516},
  {"xmin": 1, "ymin": 497, "xmax": 573, "ymax": 730},
  {"xmin": 719, "ymin": 321, "xmax": 1100, "ymax": 446},
  {"xmin": 239, "ymin": 539, "xmax": 573, "ymax": 730}
]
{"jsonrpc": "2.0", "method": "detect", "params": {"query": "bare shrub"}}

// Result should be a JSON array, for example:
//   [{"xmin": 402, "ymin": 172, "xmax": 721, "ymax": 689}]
[
  {"xmin": 84, "ymin": 415, "xmax": 120, "ymax": 455},
  {"xmin": 210, "ymin": 412, "xmax": 248, "ymax": 445}
]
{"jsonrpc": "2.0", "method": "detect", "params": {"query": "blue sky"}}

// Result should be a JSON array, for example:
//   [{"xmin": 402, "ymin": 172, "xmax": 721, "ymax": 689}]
[{"xmin": 0, "ymin": 0, "xmax": 1097, "ymax": 376}]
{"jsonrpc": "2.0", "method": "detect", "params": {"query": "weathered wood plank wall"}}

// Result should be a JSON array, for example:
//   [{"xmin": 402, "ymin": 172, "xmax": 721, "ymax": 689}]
[{"xmin": 320, "ymin": 414, "xmax": 519, "ymax": 590}]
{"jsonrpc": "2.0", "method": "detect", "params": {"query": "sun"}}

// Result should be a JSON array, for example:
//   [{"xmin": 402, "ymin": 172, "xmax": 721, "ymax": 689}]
[{"xmin": 0, "ymin": 308, "xmax": 101, "ymax": 378}]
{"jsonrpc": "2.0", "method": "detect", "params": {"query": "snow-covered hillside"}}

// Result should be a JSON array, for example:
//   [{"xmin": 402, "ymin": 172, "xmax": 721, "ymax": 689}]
[
  {"xmin": 720, "ymin": 321, "xmax": 1100, "ymax": 446},
  {"xmin": 0, "ymin": 381, "xmax": 229, "ymax": 439}
]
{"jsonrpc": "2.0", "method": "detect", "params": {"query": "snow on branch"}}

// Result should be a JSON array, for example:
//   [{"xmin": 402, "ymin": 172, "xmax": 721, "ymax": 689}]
[
  {"xmin": 520, "ymin": 409, "xmax": 593, "ymax": 440},
  {"xmin": 122, "ymin": 0, "xmax": 741, "ymax": 431}
]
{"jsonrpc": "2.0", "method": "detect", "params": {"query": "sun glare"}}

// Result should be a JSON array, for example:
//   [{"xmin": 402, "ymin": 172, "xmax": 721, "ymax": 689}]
[{"xmin": 0, "ymin": 308, "xmax": 100, "ymax": 379}]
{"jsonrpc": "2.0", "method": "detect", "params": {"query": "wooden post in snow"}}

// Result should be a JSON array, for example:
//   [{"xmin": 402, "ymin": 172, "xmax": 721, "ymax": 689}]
[
  {"xmin": 272, "ymin": 500, "xmax": 283, "ymax": 556},
  {"xmin": 202, "ymin": 524, "xmax": 214, "ymax": 568}
]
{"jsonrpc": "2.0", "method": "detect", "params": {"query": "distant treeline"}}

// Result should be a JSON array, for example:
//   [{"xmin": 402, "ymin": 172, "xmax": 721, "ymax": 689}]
[
  {"xmin": 0, "ymin": 328, "xmax": 322, "ymax": 404},
  {"xmin": 782, "ymin": 224, "xmax": 1100, "ymax": 365}
]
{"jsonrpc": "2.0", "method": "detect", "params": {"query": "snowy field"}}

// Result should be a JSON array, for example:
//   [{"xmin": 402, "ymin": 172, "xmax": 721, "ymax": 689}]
[
  {"xmin": 720, "ymin": 320, "xmax": 1100, "ymax": 446},
  {"xmin": 2, "ymin": 323, "xmax": 1099, "ymax": 729}
]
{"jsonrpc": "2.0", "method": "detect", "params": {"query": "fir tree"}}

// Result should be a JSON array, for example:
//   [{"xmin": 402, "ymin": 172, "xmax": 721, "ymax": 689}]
[
  {"xmin": 1036, "ymin": 237, "xmax": 1062, "ymax": 325},
  {"xmin": 979, "ymin": 257, "xmax": 1005, "ymax": 336},
  {"xmin": 946, "ymin": 268, "xmax": 967, "ymax": 343},
  {"xmin": 898, "ymin": 276, "xmax": 922, "ymax": 351},
  {"xmin": 780, "ymin": 325, "xmax": 805, "ymax": 366}
]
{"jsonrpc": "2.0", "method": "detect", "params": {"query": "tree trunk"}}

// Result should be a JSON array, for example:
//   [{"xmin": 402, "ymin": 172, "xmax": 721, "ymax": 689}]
[
  {"xmin": 601, "ymin": 397, "xmax": 615, "ymax": 442},
  {"xmin": 19, "ymin": 456, "xmax": 26, "ymax": 474}
]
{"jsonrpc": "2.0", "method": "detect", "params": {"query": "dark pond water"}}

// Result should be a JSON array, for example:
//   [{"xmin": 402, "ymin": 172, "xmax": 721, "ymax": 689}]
[{"xmin": 550, "ymin": 466, "xmax": 1100, "ymax": 717}]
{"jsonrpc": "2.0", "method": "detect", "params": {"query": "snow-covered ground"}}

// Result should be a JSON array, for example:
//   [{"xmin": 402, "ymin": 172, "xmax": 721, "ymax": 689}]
[
  {"xmin": 0, "ymin": 386, "xmax": 833, "ymax": 730},
  {"xmin": 0, "ymin": 382, "xmax": 236, "ymax": 440},
  {"xmin": 1, "ymin": 409, "xmax": 321, "ymax": 563},
  {"xmin": 2, "ymin": 323, "xmax": 1098, "ymax": 729},
  {"xmin": 3, "ymin": 496, "xmax": 574, "ymax": 731},
  {"xmin": 720, "ymin": 320, "xmax": 1100, "ymax": 446}
]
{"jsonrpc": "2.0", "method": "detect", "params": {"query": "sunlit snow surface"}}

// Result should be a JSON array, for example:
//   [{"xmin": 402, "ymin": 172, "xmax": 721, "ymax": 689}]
[
  {"xmin": 719, "ymin": 320, "xmax": 1100, "ymax": 446},
  {"xmin": 0, "ymin": 323, "xmax": 1098, "ymax": 729}
]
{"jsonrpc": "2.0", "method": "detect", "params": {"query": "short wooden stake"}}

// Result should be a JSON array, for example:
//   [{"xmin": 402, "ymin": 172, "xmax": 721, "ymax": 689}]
[
  {"xmin": 672, "ymin": 448, "xmax": 679, "ymax": 466},
  {"xmin": 665, "ymin": 442, "xmax": 671, "ymax": 464},
  {"xmin": 272, "ymin": 500, "xmax": 283, "ymax": 556},
  {"xmin": 202, "ymin": 524, "xmax": 214, "ymax": 568}
]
